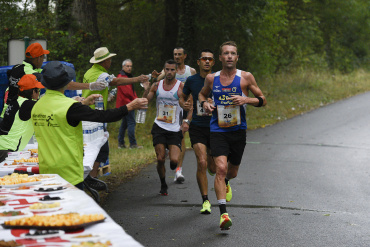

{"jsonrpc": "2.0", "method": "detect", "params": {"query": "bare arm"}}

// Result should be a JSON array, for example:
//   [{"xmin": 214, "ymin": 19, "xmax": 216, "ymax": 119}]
[
  {"xmin": 178, "ymin": 85, "xmax": 192, "ymax": 112},
  {"xmin": 156, "ymin": 70, "xmax": 165, "ymax": 81},
  {"xmin": 190, "ymin": 67, "xmax": 197, "ymax": 75},
  {"xmin": 110, "ymin": 74, "xmax": 148, "ymax": 86},
  {"xmin": 230, "ymin": 71, "xmax": 267, "ymax": 107},
  {"xmin": 144, "ymin": 82, "xmax": 158, "ymax": 102}
]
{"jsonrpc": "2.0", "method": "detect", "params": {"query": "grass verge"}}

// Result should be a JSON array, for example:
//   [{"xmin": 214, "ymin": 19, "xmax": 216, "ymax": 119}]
[{"xmin": 96, "ymin": 68, "xmax": 370, "ymax": 204}]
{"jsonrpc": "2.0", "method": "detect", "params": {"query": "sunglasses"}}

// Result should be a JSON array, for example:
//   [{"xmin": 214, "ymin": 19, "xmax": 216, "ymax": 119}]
[{"xmin": 199, "ymin": 57, "xmax": 214, "ymax": 62}]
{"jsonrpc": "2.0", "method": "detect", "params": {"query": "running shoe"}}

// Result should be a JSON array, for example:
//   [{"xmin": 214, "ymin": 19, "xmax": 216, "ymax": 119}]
[
  {"xmin": 219, "ymin": 213, "xmax": 232, "ymax": 230},
  {"xmin": 200, "ymin": 200, "xmax": 211, "ymax": 214},
  {"xmin": 207, "ymin": 167, "xmax": 215, "ymax": 176},
  {"xmin": 226, "ymin": 181, "xmax": 232, "ymax": 202},
  {"xmin": 159, "ymin": 184, "xmax": 168, "ymax": 196},
  {"xmin": 174, "ymin": 168, "xmax": 185, "ymax": 183}
]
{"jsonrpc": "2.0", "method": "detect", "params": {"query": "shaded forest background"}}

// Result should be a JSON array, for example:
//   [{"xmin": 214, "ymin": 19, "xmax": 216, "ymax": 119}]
[{"xmin": 0, "ymin": 0, "xmax": 369, "ymax": 80}]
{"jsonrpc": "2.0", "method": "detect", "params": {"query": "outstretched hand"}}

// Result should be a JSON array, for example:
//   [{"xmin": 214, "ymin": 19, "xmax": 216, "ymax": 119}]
[
  {"xmin": 126, "ymin": 98, "xmax": 148, "ymax": 111},
  {"xmin": 82, "ymin": 94, "xmax": 102, "ymax": 106}
]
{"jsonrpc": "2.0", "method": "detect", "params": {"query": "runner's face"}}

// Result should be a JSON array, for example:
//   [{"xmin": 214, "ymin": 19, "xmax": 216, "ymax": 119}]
[
  {"xmin": 197, "ymin": 52, "xmax": 215, "ymax": 72},
  {"xmin": 173, "ymin": 49, "xmax": 186, "ymax": 65},
  {"xmin": 164, "ymin": 63, "xmax": 177, "ymax": 82},
  {"xmin": 123, "ymin": 61, "xmax": 132, "ymax": 74},
  {"xmin": 219, "ymin": 45, "xmax": 238, "ymax": 69}
]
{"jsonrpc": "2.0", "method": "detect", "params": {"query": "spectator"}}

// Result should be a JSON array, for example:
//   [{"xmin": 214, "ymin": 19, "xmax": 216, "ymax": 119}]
[
  {"xmin": 31, "ymin": 61, "xmax": 147, "ymax": 189},
  {"xmin": 116, "ymin": 59, "xmax": 143, "ymax": 149},
  {"xmin": 82, "ymin": 47, "xmax": 148, "ymax": 190}
]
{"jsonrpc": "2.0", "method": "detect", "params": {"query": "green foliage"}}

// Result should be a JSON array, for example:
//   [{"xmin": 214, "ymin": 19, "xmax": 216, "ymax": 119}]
[{"xmin": 0, "ymin": 0, "xmax": 370, "ymax": 77}]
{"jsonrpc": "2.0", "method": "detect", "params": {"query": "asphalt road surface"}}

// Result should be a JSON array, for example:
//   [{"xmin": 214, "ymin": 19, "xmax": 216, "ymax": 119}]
[{"xmin": 104, "ymin": 92, "xmax": 370, "ymax": 247}]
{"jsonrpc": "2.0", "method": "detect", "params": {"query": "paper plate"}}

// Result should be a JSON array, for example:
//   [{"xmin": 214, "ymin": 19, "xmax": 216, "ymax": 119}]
[
  {"xmin": 63, "ymin": 233, "xmax": 105, "ymax": 242},
  {"xmin": 0, "ymin": 195, "xmax": 12, "ymax": 201},
  {"xmin": 29, "ymin": 206, "xmax": 63, "ymax": 214},
  {"xmin": 33, "ymin": 175, "xmax": 57, "ymax": 181},
  {"xmin": 0, "ymin": 210, "xmax": 33, "ymax": 221},
  {"xmin": 38, "ymin": 196, "xmax": 67, "ymax": 203},
  {"xmin": 34, "ymin": 187, "xmax": 67, "ymax": 194},
  {"xmin": 20, "ymin": 230, "xmax": 65, "ymax": 240},
  {"xmin": 37, "ymin": 182, "xmax": 66, "ymax": 188}
]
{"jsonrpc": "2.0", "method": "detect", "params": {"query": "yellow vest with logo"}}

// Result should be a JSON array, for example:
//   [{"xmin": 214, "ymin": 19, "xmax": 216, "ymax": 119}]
[
  {"xmin": 0, "ymin": 97, "xmax": 34, "ymax": 151},
  {"xmin": 82, "ymin": 64, "xmax": 109, "ymax": 109},
  {"xmin": 31, "ymin": 90, "xmax": 83, "ymax": 185}
]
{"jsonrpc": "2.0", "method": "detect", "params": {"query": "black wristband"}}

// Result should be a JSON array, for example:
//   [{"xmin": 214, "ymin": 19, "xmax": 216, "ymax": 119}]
[
  {"xmin": 255, "ymin": 96, "xmax": 263, "ymax": 107},
  {"xmin": 200, "ymin": 100, "xmax": 206, "ymax": 108}
]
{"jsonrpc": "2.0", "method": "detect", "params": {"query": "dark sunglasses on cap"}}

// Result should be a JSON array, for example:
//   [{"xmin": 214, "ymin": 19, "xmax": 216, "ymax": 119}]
[{"xmin": 199, "ymin": 57, "xmax": 214, "ymax": 62}]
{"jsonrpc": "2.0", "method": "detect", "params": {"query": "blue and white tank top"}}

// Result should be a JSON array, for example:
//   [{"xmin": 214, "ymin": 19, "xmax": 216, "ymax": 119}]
[
  {"xmin": 154, "ymin": 80, "xmax": 183, "ymax": 132},
  {"xmin": 210, "ymin": 69, "xmax": 247, "ymax": 132},
  {"xmin": 176, "ymin": 65, "xmax": 192, "ymax": 83}
]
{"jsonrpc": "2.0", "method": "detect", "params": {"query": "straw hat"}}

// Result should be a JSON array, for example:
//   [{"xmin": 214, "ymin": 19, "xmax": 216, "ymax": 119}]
[{"xmin": 89, "ymin": 47, "xmax": 117, "ymax": 63}]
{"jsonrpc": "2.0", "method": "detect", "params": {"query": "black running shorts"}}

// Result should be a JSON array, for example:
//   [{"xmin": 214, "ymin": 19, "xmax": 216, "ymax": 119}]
[
  {"xmin": 189, "ymin": 123, "xmax": 211, "ymax": 148},
  {"xmin": 151, "ymin": 123, "xmax": 183, "ymax": 150},
  {"xmin": 210, "ymin": 130, "xmax": 246, "ymax": 166}
]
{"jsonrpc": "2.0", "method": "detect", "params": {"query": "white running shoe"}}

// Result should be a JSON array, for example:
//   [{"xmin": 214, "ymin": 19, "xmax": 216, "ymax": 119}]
[{"xmin": 174, "ymin": 168, "xmax": 185, "ymax": 183}]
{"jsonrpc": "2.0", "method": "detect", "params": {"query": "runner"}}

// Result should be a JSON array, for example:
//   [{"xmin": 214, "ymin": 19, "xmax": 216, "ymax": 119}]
[
  {"xmin": 154, "ymin": 48, "xmax": 196, "ymax": 183},
  {"xmin": 143, "ymin": 59, "xmax": 190, "ymax": 195},
  {"xmin": 179, "ymin": 49, "xmax": 216, "ymax": 214},
  {"xmin": 198, "ymin": 41, "xmax": 267, "ymax": 230}
]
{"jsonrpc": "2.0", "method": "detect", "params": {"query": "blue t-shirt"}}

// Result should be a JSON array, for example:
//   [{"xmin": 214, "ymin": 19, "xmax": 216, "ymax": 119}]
[{"xmin": 183, "ymin": 73, "xmax": 212, "ymax": 127}]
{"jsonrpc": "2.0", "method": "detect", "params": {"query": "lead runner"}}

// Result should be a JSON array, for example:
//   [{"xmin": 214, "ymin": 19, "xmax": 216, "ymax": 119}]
[{"xmin": 198, "ymin": 41, "xmax": 267, "ymax": 230}]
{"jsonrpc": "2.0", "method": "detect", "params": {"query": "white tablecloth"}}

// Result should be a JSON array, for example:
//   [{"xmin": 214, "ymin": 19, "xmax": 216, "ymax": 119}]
[
  {"xmin": 0, "ymin": 174, "xmax": 143, "ymax": 246},
  {"xmin": 0, "ymin": 132, "xmax": 109, "ymax": 178}
]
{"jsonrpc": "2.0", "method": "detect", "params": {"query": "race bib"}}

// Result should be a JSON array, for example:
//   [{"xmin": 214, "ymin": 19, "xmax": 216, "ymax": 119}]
[
  {"xmin": 157, "ymin": 104, "xmax": 177, "ymax": 123},
  {"xmin": 196, "ymin": 100, "xmax": 212, "ymax": 116},
  {"xmin": 217, "ymin": 105, "xmax": 241, "ymax": 128}
]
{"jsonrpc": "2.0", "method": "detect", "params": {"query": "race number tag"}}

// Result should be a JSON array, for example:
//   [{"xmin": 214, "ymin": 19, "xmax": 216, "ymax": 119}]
[
  {"xmin": 157, "ymin": 104, "xmax": 177, "ymax": 123},
  {"xmin": 217, "ymin": 105, "xmax": 241, "ymax": 128},
  {"xmin": 196, "ymin": 100, "xmax": 212, "ymax": 116}
]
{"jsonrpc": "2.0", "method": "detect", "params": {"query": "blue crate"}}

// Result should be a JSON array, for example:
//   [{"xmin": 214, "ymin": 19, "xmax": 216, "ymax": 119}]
[{"xmin": 0, "ymin": 61, "xmax": 77, "ymax": 110}]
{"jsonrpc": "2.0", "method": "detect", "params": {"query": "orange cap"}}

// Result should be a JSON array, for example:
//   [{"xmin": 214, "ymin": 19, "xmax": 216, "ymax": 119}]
[
  {"xmin": 18, "ymin": 74, "xmax": 45, "ymax": 91},
  {"xmin": 25, "ymin": 43, "xmax": 50, "ymax": 58}
]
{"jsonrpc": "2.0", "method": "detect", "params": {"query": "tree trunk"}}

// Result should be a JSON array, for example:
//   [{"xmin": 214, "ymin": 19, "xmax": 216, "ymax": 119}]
[
  {"xmin": 177, "ymin": 0, "xmax": 196, "ymax": 63},
  {"xmin": 55, "ymin": 0, "xmax": 74, "ymax": 31},
  {"xmin": 161, "ymin": 0, "xmax": 179, "ymax": 62},
  {"xmin": 71, "ymin": 0, "xmax": 101, "ymax": 56}
]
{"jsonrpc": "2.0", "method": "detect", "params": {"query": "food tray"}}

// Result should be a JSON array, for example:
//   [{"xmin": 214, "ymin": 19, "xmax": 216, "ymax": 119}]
[
  {"xmin": 0, "ymin": 181, "xmax": 42, "ymax": 188},
  {"xmin": 1, "ymin": 218, "xmax": 105, "ymax": 230}
]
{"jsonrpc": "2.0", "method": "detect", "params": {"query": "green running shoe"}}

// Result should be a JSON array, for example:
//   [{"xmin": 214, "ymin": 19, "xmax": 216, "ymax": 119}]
[
  {"xmin": 200, "ymin": 200, "xmax": 211, "ymax": 214},
  {"xmin": 207, "ymin": 167, "xmax": 215, "ymax": 176},
  {"xmin": 219, "ymin": 213, "xmax": 232, "ymax": 230},
  {"xmin": 226, "ymin": 182, "xmax": 232, "ymax": 202}
]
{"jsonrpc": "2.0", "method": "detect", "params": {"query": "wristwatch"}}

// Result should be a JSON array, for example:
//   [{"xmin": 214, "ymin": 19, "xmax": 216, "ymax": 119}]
[{"xmin": 183, "ymin": 119, "xmax": 190, "ymax": 125}]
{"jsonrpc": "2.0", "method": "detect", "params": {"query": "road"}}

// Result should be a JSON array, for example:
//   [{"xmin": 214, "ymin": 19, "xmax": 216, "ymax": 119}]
[{"xmin": 104, "ymin": 92, "xmax": 370, "ymax": 247}]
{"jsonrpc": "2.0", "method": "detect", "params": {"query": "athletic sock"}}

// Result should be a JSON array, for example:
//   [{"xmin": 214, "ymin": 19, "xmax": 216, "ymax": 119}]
[
  {"xmin": 218, "ymin": 199, "xmax": 227, "ymax": 214},
  {"xmin": 160, "ymin": 177, "xmax": 166, "ymax": 186},
  {"xmin": 225, "ymin": 178, "xmax": 229, "ymax": 185},
  {"xmin": 202, "ymin": 195, "xmax": 209, "ymax": 203}
]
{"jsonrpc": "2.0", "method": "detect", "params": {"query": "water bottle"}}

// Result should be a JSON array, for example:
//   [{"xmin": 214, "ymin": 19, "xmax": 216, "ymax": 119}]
[
  {"xmin": 140, "ymin": 74, "xmax": 152, "ymax": 88},
  {"xmin": 95, "ymin": 96, "xmax": 104, "ymax": 110},
  {"xmin": 136, "ymin": 109, "xmax": 147, "ymax": 123},
  {"xmin": 110, "ymin": 88, "xmax": 117, "ymax": 96}
]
